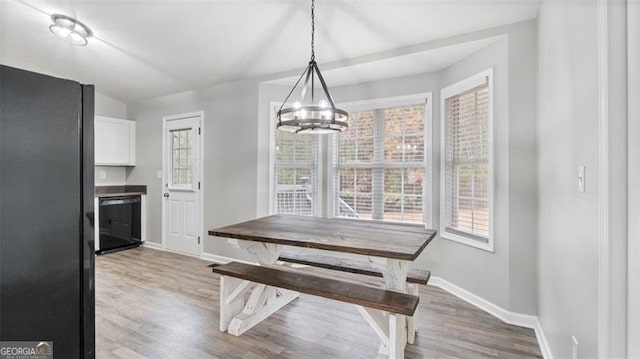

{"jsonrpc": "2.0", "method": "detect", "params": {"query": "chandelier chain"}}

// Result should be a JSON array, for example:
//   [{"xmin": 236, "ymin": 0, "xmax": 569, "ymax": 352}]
[{"xmin": 311, "ymin": 0, "xmax": 315, "ymax": 61}]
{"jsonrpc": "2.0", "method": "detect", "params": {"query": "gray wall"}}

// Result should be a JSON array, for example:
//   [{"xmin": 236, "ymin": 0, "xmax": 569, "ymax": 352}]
[
  {"xmin": 437, "ymin": 38, "xmax": 513, "ymax": 310},
  {"xmin": 126, "ymin": 80, "xmax": 259, "ymax": 259},
  {"xmin": 537, "ymin": 1, "xmax": 599, "ymax": 356},
  {"xmin": 505, "ymin": 19, "xmax": 538, "ymax": 316},
  {"xmin": 95, "ymin": 166, "xmax": 127, "ymax": 186},
  {"xmin": 607, "ymin": 1, "xmax": 629, "ymax": 355},
  {"xmin": 94, "ymin": 91, "xmax": 129, "ymax": 186},
  {"xmin": 536, "ymin": 1, "xmax": 630, "ymax": 357},
  {"xmin": 95, "ymin": 91, "xmax": 127, "ymax": 118}
]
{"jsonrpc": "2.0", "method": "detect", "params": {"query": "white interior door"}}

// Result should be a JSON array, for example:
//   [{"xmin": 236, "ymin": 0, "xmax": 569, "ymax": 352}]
[{"xmin": 163, "ymin": 114, "xmax": 202, "ymax": 256}]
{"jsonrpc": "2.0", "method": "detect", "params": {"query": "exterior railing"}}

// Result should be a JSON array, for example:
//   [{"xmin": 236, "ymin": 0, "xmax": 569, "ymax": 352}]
[
  {"xmin": 275, "ymin": 184, "xmax": 313, "ymax": 216},
  {"xmin": 275, "ymin": 177, "xmax": 359, "ymax": 218}
]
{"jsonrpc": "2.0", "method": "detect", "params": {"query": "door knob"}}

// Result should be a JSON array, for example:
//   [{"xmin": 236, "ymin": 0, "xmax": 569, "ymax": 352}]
[{"xmin": 163, "ymin": 192, "xmax": 170, "ymax": 198}]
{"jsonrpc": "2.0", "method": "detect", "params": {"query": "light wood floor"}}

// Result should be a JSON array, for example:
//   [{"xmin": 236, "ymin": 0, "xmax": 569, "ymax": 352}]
[{"xmin": 95, "ymin": 248, "xmax": 542, "ymax": 358}]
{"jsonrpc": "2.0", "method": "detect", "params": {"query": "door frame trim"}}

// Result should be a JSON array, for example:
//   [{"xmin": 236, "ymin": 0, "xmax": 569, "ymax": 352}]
[
  {"xmin": 598, "ymin": 0, "xmax": 629, "ymax": 356},
  {"xmin": 627, "ymin": 0, "xmax": 639, "ymax": 355},
  {"xmin": 597, "ymin": 1, "xmax": 611, "ymax": 355},
  {"xmin": 161, "ymin": 111, "xmax": 205, "ymax": 257}
]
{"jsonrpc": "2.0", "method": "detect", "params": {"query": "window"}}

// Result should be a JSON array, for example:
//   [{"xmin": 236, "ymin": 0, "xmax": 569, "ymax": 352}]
[
  {"xmin": 440, "ymin": 69, "xmax": 493, "ymax": 251},
  {"xmin": 272, "ymin": 129, "xmax": 318, "ymax": 216},
  {"xmin": 333, "ymin": 99, "xmax": 428, "ymax": 224},
  {"xmin": 170, "ymin": 128, "xmax": 193, "ymax": 189}
]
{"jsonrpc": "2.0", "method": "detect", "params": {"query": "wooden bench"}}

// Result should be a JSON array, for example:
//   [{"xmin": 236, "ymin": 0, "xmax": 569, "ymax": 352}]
[
  {"xmin": 212, "ymin": 261, "xmax": 419, "ymax": 358},
  {"xmin": 278, "ymin": 251, "xmax": 431, "ymax": 284},
  {"xmin": 277, "ymin": 250, "xmax": 430, "ymax": 345}
]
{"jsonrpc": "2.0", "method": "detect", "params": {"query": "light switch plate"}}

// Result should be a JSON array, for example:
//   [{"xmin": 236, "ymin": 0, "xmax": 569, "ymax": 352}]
[
  {"xmin": 578, "ymin": 165, "xmax": 586, "ymax": 193},
  {"xmin": 99, "ymin": 170, "xmax": 106, "ymax": 180},
  {"xmin": 157, "ymin": 171, "xmax": 163, "ymax": 179}
]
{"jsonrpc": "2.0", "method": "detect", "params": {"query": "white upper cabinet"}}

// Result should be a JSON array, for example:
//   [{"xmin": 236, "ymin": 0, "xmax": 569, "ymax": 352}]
[{"xmin": 95, "ymin": 116, "xmax": 136, "ymax": 166}]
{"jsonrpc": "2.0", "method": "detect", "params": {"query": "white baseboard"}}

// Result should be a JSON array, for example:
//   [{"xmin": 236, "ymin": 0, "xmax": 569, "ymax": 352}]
[
  {"xmin": 534, "ymin": 318, "xmax": 554, "ymax": 359},
  {"xmin": 140, "ymin": 244, "xmax": 253, "ymax": 265},
  {"xmin": 199, "ymin": 252, "xmax": 256, "ymax": 265},
  {"xmin": 142, "ymin": 241, "xmax": 163, "ymax": 250},
  {"xmin": 429, "ymin": 276, "xmax": 551, "ymax": 358},
  {"xmin": 428, "ymin": 276, "xmax": 537, "ymax": 328}
]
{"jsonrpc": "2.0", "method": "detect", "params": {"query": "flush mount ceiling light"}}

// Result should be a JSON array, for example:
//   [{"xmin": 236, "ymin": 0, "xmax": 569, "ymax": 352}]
[
  {"xmin": 277, "ymin": 0, "xmax": 348, "ymax": 134},
  {"xmin": 49, "ymin": 14, "xmax": 93, "ymax": 46}
]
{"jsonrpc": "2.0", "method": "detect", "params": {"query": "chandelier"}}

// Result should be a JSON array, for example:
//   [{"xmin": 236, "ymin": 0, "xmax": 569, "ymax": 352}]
[{"xmin": 276, "ymin": 0, "xmax": 348, "ymax": 134}]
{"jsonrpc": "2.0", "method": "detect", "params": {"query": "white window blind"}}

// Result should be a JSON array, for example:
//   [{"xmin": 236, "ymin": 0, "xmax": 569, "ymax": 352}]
[
  {"xmin": 334, "ymin": 103, "xmax": 426, "ymax": 224},
  {"xmin": 273, "ymin": 130, "xmax": 317, "ymax": 216},
  {"xmin": 443, "ymin": 76, "xmax": 491, "ymax": 242}
]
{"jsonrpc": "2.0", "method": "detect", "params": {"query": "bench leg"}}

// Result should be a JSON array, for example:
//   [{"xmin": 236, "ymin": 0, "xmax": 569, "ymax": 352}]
[
  {"xmin": 356, "ymin": 305, "xmax": 390, "ymax": 351},
  {"xmin": 227, "ymin": 286, "xmax": 298, "ymax": 336},
  {"xmin": 356, "ymin": 306, "xmax": 406, "ymax": 359},
  {"xmin": 222, "ymin": 240, "xmax": 300, "ymax": 336},
  {"xmin": 220, "ymin": 276, "xmax": 249, "ymax": 332},
  {"xmin": 407, "ymin": 283, "xmax": 419, "ymax": 345}
]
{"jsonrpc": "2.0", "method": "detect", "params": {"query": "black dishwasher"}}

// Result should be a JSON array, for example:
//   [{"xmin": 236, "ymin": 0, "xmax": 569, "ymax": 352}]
[{"xmin": 97, "ymin": 195, "xmax": 142, "ymax": 254}]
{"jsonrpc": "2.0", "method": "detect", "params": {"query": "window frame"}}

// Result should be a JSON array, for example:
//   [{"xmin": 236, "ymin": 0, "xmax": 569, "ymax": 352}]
[
  {"xmin": 328, "ymin": 93, "xmax": 433, "ymax": 227},
  {"xmin": 168, "ymin": 127, "xmax": 196, "ymax": 191},
  {"xmin": 269, "ymin": 102, "xmax": 321, "ymax": 216},
  {"xmin": 439, "ymin": 68, "xmax": 495, "ymax": 252}
]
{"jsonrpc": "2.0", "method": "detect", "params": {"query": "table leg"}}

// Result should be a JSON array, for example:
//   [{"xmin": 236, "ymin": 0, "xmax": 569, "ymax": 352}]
[
  {"xmin": 368, "ymin": 257, "xmax": 409, "ymax": 359},
  {"xmin": 368, "ymin": 257, "xmax": 408, "ymax": 292},
  {"xmin": 406, "ymin": 283, "xmax": 419, "ymax": 344},
  {"xmin": 228, "ymin": 238, "xmax": 281, "ymax": 264}
]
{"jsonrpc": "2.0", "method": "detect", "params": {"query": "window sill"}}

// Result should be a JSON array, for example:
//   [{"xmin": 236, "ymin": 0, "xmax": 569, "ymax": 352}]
[
  {"xmin": 441, "ymin": 231, "xmax": 494, "ymax": 253},
  {"xmin": 331, "ymin": 215, "xmax": 427, "ymax": 228}
]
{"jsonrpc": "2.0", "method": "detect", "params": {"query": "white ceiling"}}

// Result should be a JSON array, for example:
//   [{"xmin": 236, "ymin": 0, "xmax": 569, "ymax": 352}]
[
  {"xmin": 0, "ymin": 0, "xmax": 539, "ymax": 103},
  {"xmin": 265, "ymin": 36, "xmax": 503, "ymax": 88}
]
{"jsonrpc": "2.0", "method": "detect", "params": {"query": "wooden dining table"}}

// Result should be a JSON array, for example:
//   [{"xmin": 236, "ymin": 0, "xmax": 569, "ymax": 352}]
[{"xmin": 208, "ymin": 214, "xmax": 437, "ymax": 358}]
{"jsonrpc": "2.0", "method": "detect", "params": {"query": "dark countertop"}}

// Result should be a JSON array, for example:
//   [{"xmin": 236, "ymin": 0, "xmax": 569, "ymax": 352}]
[{"xmin": 95, "ymin": 185, "xmax": 147, "ymax": 197}]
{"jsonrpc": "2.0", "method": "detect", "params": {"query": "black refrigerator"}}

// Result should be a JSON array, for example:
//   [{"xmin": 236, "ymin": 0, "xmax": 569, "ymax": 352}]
[{"xmin": 0, "ymin": 65, "xmax": 95, "ymax": 358}]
